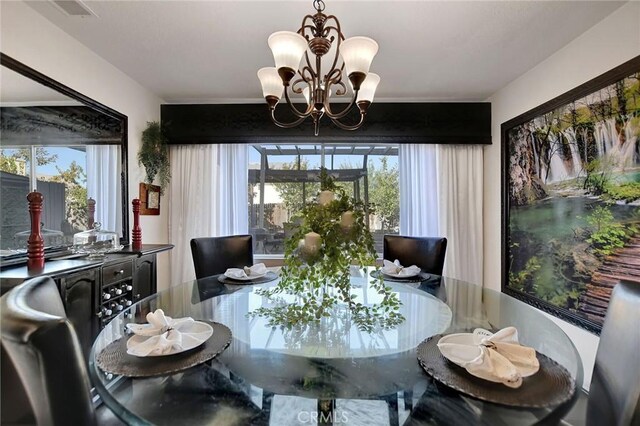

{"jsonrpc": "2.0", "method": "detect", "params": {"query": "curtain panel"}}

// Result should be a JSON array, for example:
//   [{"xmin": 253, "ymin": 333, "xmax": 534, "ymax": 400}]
[
  {"xmin": 399, "ymin": 144, "xmax": 483, "ymax": 285},
  {"xmin": 86, "ymin": 145, "xmax": 122, "ymax": 234},
  {"xmin": 169, "ymin": 144, "xmax": 249, "ymax": 284}
]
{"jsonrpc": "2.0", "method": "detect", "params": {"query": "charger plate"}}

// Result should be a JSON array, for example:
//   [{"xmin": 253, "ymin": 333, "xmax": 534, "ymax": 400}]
[
  {"xmin": 417, "ymin": 334, "xmax": 576, "ymax": 408},
  {"xmin": 370, "ymin": 269, "xmax": 431, "ymax": 283},
  {"xmin": 217, "ymin": 271, "xmax": 278, "ymax": 285},
  {"xmin": 95, "ymin": 321, "xmax": 231, "ymax": 378}
]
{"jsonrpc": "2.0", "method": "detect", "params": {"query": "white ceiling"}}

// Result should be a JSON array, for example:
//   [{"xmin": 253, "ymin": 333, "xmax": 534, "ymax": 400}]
[{"xmin": 26, "ymin": 0, "xmax": 625, "ymax": 103}]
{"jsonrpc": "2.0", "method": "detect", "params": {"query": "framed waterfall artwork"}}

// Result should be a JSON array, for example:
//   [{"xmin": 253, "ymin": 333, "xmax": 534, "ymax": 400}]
[{"xmin": 502, "ymin": 56, "xmax": 640, "ymax": 334}]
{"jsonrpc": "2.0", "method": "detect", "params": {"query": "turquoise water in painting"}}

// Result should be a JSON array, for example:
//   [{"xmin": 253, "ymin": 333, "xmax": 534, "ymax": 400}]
[
  {"xmin": 509, "ymin": 195, "xmax": 639, "ymax": 309},
  {"xmin": 510, "ymin": 197, "xmax": 638, "ymax": 243}
]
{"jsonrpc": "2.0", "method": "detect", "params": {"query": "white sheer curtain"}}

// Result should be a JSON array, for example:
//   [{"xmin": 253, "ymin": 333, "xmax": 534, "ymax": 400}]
[
  {"xmin": 399, "ymin": 144, "xmax": 483, "ymax": 285},
  {"xmin": 436, "ymin": 145, "xmax": 483, "ymax": 284},
  {"xmin": 169, "ymin": 144, "xmax": 249, "ymax": 284},
  {"xmin": 86, "ymin": 145, "xmax": 122, "ymax": 234},
  {"xmin": 399, "ymin": 144, "xmax": 439, "ymax": 236}
]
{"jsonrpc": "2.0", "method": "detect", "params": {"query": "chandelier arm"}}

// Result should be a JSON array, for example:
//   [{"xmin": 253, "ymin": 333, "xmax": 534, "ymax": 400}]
[
  {"xmin": 299, "ymin": 14, "xmax": 316, "ymax": 33},
  {"xmin": 300, "ymin": 66, "xmax": 316, "ymax": 83},
  {"xmin": 323, "ymin": 15, "xmax": 342, "ymax": 32},
  {"xmin": 329, "ymin": 113, "xmax": 366, "ymax": 131},
  {"xmin": 270, "ymin": 109, "xmax": 307, "ymax": 129},
  {"xmin": 325, "ymin": 68, "xmax": 346, "ymax": 94},
  {"xmin": 291, "ymin": 78, "xmax": 308, "ymax": 94},
  {"xmin": 283, "ymin": 84, "xmax": 313, "ymax": 118},
  {"xmin": 323, "ymin": 90, "xmax": 358, "ymax": 119},
  {"xmin": 300, "ymin": 25, "xmax": 318, "ymax": 35}
]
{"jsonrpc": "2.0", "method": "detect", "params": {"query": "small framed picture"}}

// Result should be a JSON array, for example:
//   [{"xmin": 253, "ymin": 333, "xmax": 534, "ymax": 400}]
[{"xmin": 139, "ymin": 183, "xmax": 160, "ymax": 215}]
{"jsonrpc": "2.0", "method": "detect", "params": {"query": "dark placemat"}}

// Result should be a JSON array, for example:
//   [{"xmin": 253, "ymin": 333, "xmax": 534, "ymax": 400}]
[
  {"xmin": 417, "ymin": 334, "xmax": 576, "ymax": 408},
  {"xmin": 95, "ymin": 321, "xmax": 232, "ymax": 378},
  {"xmin": 217, "ymin": 270, "xmax": 278, "ymax": 285},
  {"xmin": 370, "ymin": 269, "xmax": 431, "ymax": 283}
]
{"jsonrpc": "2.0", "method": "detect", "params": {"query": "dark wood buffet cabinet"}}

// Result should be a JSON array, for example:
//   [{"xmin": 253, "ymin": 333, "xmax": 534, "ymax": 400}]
[
  {"xmin": 0, "ymin": 244, "xmax": 173, "ymax": 424},
  {"xmin": 1, "ymin": 244, "xmax": 172, "ymax": 358}
]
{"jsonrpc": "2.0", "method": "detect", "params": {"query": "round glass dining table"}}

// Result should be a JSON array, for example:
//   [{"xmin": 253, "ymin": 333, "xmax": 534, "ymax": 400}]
[{"xmin": 89, "ymin": 269, "xmax": 583, "ymax": 426}]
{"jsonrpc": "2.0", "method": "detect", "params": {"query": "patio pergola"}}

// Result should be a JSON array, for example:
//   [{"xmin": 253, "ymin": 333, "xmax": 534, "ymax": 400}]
[{"xmin": 248, "ymin": 144, "xmax": 399, "ymax": 231}]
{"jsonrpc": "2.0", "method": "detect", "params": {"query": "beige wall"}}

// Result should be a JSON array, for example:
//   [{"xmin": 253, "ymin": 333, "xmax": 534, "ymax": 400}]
[
  {"xmin": 484, "ymin": 2, "xmax": 640, "ymax": 389},
  {"xmin": 1, "ymin": 1, "xmax": 171, "ymax": 290}
]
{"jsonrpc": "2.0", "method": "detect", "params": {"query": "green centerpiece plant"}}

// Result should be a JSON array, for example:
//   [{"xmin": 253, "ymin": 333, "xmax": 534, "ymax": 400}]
[{"xmin": 252, "ymin": 169, "xmax": 404, "ymax": 332}]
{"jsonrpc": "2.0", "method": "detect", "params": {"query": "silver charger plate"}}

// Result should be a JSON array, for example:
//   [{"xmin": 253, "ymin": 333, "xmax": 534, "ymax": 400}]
[
  {"xmin": 95, "ymin": 321, "xmax": 232, "ymax": 378},
  {"xmin": 417, "ymin": 334, "xmax": 576, "ymax": 408},
  {"xmin": 217, "ymin": 270, "xmax": 279, "ymax": 285}
]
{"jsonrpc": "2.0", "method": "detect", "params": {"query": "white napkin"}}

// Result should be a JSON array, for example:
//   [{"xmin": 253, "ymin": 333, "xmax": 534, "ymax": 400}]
[
  {"xmin": 382, "ymin": 259, "xmax": 421, "ymax": 276},
  {"xmin": 437, "ymin": 327, "xmax": 539, "ymax": 388},
  {"xmin": 224, "ymin": 263, "xmax": 268, "ymax": 279},
  {"xmin": 126, "ymin": 309, "xmax": 194, "ymax": 356}
]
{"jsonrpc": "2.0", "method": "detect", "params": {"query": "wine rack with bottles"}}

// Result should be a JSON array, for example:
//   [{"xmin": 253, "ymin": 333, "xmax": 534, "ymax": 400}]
[{"xmin": 97, "ymin": 260, "xmax": 135, "ymax": 326}]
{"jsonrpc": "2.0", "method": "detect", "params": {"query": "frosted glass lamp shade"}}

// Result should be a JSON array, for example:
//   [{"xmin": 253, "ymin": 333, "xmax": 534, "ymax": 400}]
[
  {"xmin": 358, "ymin": 73, "xmax": 380, "ymax": 103},
  {"xmin": 340, "ymin": 36, "xmax": 378, "ymax": 76},
  {"xmin": 268, "ymin": 31, "xmax": 308, "ymax": 72},
  {"xmin": 257, "ymin": 67, "xmax": 284, "ymax": 99}
]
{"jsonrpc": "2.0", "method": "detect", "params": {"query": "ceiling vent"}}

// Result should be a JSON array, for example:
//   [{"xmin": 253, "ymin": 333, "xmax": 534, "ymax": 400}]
[{"xmin": 50, "ymin": 0, "xmax": 97, "ymax": 17}]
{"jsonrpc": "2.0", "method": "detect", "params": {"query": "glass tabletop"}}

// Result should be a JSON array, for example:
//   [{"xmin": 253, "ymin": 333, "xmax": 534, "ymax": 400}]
[{"xmin": 89, "ymin": 270, "xmax": 583, "ymax": 426}]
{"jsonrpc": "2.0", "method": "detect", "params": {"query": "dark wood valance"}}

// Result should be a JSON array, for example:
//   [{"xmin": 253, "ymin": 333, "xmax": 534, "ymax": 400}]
[{"xmin": 161, "ymin": 102, "xmax": 491, "ymax": 145}]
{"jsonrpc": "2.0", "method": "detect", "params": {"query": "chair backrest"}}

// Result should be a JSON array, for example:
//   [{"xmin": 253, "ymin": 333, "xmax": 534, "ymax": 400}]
[
  {"xmin": 588, "ymin": 281, "xmax": 640, "ymax": 426},
  {"xmin": 191, "ymin": 235, "xmax": 254, "ymax": 279},
  {"xmin": 383, "ymin": 235, "xmax": 447, "ymax": 275},
  {"xmin": 0, "ymin": 276, "xmax": 96, "ymax": 426}
]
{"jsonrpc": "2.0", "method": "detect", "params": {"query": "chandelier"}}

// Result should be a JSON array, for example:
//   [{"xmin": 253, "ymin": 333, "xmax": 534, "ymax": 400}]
[{"xmin": 257, "ymin": 0, "xmax": 380, "ymax": 136}]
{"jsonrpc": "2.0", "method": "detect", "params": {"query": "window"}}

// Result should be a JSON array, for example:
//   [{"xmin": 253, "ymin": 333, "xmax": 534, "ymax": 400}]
[{"xmin": 248, "ymin": 144, "xmax": 399, "ymax": 256}]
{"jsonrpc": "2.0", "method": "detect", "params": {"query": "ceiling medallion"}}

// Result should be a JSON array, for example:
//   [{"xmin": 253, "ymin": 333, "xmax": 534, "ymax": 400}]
[{"xmin": 257, "ymin": 0, "xmax": 380, "ymax": 136}]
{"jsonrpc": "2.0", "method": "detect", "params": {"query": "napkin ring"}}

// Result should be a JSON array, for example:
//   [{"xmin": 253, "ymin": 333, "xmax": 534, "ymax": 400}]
[{"xmin": 482, "ymin": 341, "xmax": 497, "ymax": 350}]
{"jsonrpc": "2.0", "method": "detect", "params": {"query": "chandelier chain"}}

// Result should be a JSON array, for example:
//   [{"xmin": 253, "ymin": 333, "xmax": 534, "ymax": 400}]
[{"xmin": 313, "ymin": 0, "xmax": 325, "ymax": 12}]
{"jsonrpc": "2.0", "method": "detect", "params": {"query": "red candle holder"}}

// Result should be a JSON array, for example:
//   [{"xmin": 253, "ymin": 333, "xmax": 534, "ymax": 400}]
[{"xmin": 132, "ymin": 199, "xmax": 142, "ymax": 250}]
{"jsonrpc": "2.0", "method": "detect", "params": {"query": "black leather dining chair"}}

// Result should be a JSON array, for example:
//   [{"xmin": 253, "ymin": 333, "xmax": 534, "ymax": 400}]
[
  {"xmin": 190, "ymin": 235, "xmax": 274, "ymax": 415},
  {"xmin": 383, "ymin": 235, "xmax": 448, "ymax": 275},
  {"xmin": 0, "ymin": 276, "xmax": 108, "ymax": 426},
  {"xmin": 190, "ymin": 235, "xmax": 253, "ymax": 279},
  {"xmin": 584, "ymin": 280, "xmax": 640, "ymax": 425},
  {"xmin": 382, "ymin": 235, "xmax": 447, "ymax": 420}
]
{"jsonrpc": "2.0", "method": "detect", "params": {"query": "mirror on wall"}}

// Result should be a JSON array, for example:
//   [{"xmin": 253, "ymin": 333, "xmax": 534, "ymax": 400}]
[{"xmin": 0, "ymin": 53, "xmax": 129, "ymax": 255}]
